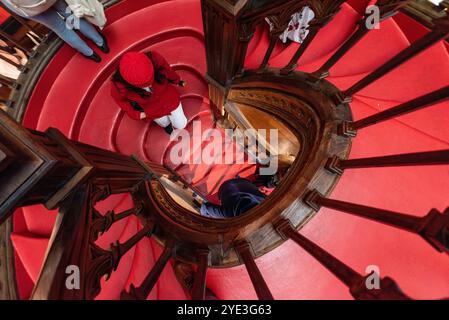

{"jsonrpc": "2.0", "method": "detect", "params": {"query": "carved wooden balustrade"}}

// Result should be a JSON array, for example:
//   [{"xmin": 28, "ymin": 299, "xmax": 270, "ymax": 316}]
[
  {"xmin": 0, "ymin": 0, "xmax": 448, "ymax": 301},
  {"xmin": 0, "ymin": 109, "xmax": 178, "ymax": 299},
  {"xmin": 199, "ymin": 0, "xmax": 449, "ymax": 300}
]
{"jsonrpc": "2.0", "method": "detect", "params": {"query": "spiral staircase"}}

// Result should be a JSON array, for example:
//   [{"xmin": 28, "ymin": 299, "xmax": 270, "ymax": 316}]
[{"xmin": 0, "ymin": 0, "xmax": 448, "ymax": 300}]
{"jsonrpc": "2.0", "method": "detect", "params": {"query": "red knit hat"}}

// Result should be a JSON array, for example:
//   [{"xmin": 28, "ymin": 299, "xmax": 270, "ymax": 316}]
[{"xmin": 119, "ymin": 52, "xmax": 154, "ymax": 88}]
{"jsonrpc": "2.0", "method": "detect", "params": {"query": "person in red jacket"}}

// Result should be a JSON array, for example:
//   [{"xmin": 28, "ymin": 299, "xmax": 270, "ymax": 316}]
[{"xmin": 111, "ymin": 51, "xmax": 187, "ymax": 134}]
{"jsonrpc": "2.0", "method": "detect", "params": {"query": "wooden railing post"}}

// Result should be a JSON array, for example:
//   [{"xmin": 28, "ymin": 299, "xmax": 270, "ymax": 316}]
[
  {"xmin": 201, "ymin": 0, "xmax": 254, "ymax": 120},
  {"xmin": 31, "ymin": 184, "xmax": 91, "ymax": 300},
  {"xmin": 325, "ymin": 150, "xmax": 449, "ymax": 174},
  {"xmin": 280, "ymin": 0, "xmax": 346, "ymax": 74},
  {"xmin": 85, "ymin": 221, "xmax": 154, "ymax": 300},
  {"xmin": 90, "ymin": 205, "xmax": 143, "ymax": 242},
  {"xmin": 235, "ymin": 241, "xmax": 274, "ymax": 300},
  {"xmin": 31, "ymin": 181, "xmax": 154, "ymax": 300},
  {"xmin": 339, "ymin": 85, "xmax": 449, "ymax": 137},
  {"xmin": 121, "ymin": 238, "xmax": 176, "ymax": 300},
  {"xmin": 304, "ymin": 190, "xmax": 449, "ymax": 254},
  {"xmin": 274, "ymin": 218, "xmax": 410, "ymax": 300},
  {"xmin": 191, "ymin": 249, "xmax": 210, "ymax": 300}
]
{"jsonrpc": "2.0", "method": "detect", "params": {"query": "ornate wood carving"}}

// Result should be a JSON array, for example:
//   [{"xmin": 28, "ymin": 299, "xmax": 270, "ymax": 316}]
[
  {"xmin": 121, "ymin": 238, "xmax": 176, "ymax": 300},
  {"xmin": 0, "ymin": 110, "xmax": 85, "ymax": 223},
  {"xmin": 32, "ymin": 180, "xmax": 154, "ymax": 300},
  {"xmin": 90, "ymin": 206, "xmax": 143, "ymax": 242},
  {"xmin": 134, "ymin": 71, "xmax": 352, "ymax": 268},
  {"xmin": 86, "ymin": 222, "xmax": 154, "ymax": 299},
  {"xmin": 201, "ymin": 0, "xmax": 253, "ymax": 117}
]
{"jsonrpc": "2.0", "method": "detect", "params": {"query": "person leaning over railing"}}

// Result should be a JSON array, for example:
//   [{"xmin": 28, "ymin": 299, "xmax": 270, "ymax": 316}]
[{"xmin": 0, "ymin": 0, "xmax": 109, "ymax": 62}]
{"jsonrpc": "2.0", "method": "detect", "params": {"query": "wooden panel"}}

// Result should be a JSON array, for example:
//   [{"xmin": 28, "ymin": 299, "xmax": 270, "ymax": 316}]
[
  {"xmin": 234, "ymin": 103, "xmax": 300, "ymax": 157},
  {"xmin": 0, "ymin": 141, "xmax": 13, "ymax": 172}
]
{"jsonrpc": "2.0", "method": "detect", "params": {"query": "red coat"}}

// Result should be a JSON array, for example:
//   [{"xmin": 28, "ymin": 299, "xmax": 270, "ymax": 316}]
[{"xmin": 111, "ymin": 51, "xmax": 181, "ymax": 121}]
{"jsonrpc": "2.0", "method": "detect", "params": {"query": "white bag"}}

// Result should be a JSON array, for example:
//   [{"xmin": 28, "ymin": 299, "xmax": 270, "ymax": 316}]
[
  {"xmin": 266, "ymin": 6, "xmax": 315, "ymax": 44},
  {"xmin": 65, "ymin": 0, "xmax": 106, "ymax": 28}
]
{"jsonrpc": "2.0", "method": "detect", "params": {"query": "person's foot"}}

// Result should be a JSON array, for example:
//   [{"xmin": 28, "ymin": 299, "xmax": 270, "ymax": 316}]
[
  {"xmin": 164, "ymin": 124, "xmax": 174, "ymax": 135},
  {"xmin": 84, "ymin": 51, "xmax": 101, "ymax": 63},
  {"xmin": 173, "ymin": 261, "xmax": 194, "ymax": 292},
  {"xmin": 97, "ymin": 34, "xmax": 110, "ymax": 54}
]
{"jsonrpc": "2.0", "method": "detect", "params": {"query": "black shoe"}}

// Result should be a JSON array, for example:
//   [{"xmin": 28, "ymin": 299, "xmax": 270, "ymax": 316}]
[
  {"xmin": 164, "ymin": 124, "xmax": 174, "ymax": 135},
  {"xmin": 84, "ymin": 51, "xmax": 101, "ymax": 63},
  {"xmin": 97, "ymin": 34, "xmax": 110, "ymax": 54}
]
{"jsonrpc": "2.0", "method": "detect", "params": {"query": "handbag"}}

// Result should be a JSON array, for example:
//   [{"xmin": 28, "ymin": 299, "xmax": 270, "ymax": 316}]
[{"xmin": 64, "ymin": 0, "xmax": 107, "ymax": 28}]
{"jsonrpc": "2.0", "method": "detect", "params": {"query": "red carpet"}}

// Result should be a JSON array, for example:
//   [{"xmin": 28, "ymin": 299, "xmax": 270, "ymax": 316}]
[{"xmin": 11, "ymin": 0, "xmax": 449, "ymax": 299}]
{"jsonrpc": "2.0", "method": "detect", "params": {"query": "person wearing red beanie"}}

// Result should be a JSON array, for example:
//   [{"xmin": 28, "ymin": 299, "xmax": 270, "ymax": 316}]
[{"xmin": 111, "ymin": 51, "xmax": 187, "ymax": 134}]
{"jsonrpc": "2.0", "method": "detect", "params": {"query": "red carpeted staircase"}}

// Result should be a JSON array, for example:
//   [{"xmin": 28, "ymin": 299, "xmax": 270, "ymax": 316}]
[{"xmin": 10, "ymin": 0, "xmax": 449, "ymax": 300}]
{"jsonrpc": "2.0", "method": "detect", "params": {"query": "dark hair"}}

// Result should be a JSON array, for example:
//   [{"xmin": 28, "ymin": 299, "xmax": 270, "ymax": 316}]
[{"xmin": 112, "ymin": 69, "xmax": 148, "ymax": 97}]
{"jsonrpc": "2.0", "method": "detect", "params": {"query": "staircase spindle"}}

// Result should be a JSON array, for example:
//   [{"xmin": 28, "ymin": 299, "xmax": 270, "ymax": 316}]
[
  {"xmin": 325, "ymin": 150, "xmax": 449, "ymax": 174},
  {"xmin": 113, "ymin": 223, "xmax": 154, "ymax": 258},
  {"xmin": 342, "ymin": 16, "xmax": 449, "ymax": 98},
  {"xmin": 313, "ymin": 0, "xmax": 410, "ymax": 79},
  {"xmin": 280, "ymin": 1, "xmax": 346, "ymax": 74},
  {"xmin": 304, "ymin": 190, "xmax": 424, "ymax": 232},
  {"xmin": 0, "ymin": 29, "xmax": 31, "ymax": 56},
  {"xmin": 121, "ymin": 239, "xmax": 176, "ymax": 300},
  {"xmin": 313, "ymin": 23, "xmax": 370, "ymax": 79},
  {"xmin": 280, "ymin": 26, "xmax": 321, "ymax": 74},
  {"xmin": 235, "ymin": 241, "xmax": 274, "ymax": 300},
  {"xmin": 191, "ymin": 249, "xmax": 210, "ymax": 300},
  {"xmin": 0, "ymin": 2, "xmax": 45, "ymax": 41},
  {"xmin": 304, "ymin": 190, "xmax": 449, "ymax": 254},
  {"xmin": 260, "ymin": 34, "xmax": 279, "ymax": 70},
  {"xmin": 275, "ymin": 219, "xmax": 367, "ymax": 287},
  {"xmin": 339, "ymin": 85, "xmax": 449, "ymax": 136},
  {"xmin": 91, "ymin": 205, "xmax": 142, "ymax": 241},
  {"xmin": 273, "ymin": 218, "xmax": 410, "ymax": 300},
  {"xmin": 0, "ymin": 51, "xmax": 23, "ymax": 70},
  {"xmin": 87, "ymin": 221, "xmax": 155, "ymax": 299}
]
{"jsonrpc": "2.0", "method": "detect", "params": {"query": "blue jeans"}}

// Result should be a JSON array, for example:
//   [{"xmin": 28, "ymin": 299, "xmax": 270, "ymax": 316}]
[{"xmin": 8, "ymin": 0, "xmax": 104, "ymax": 56}]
